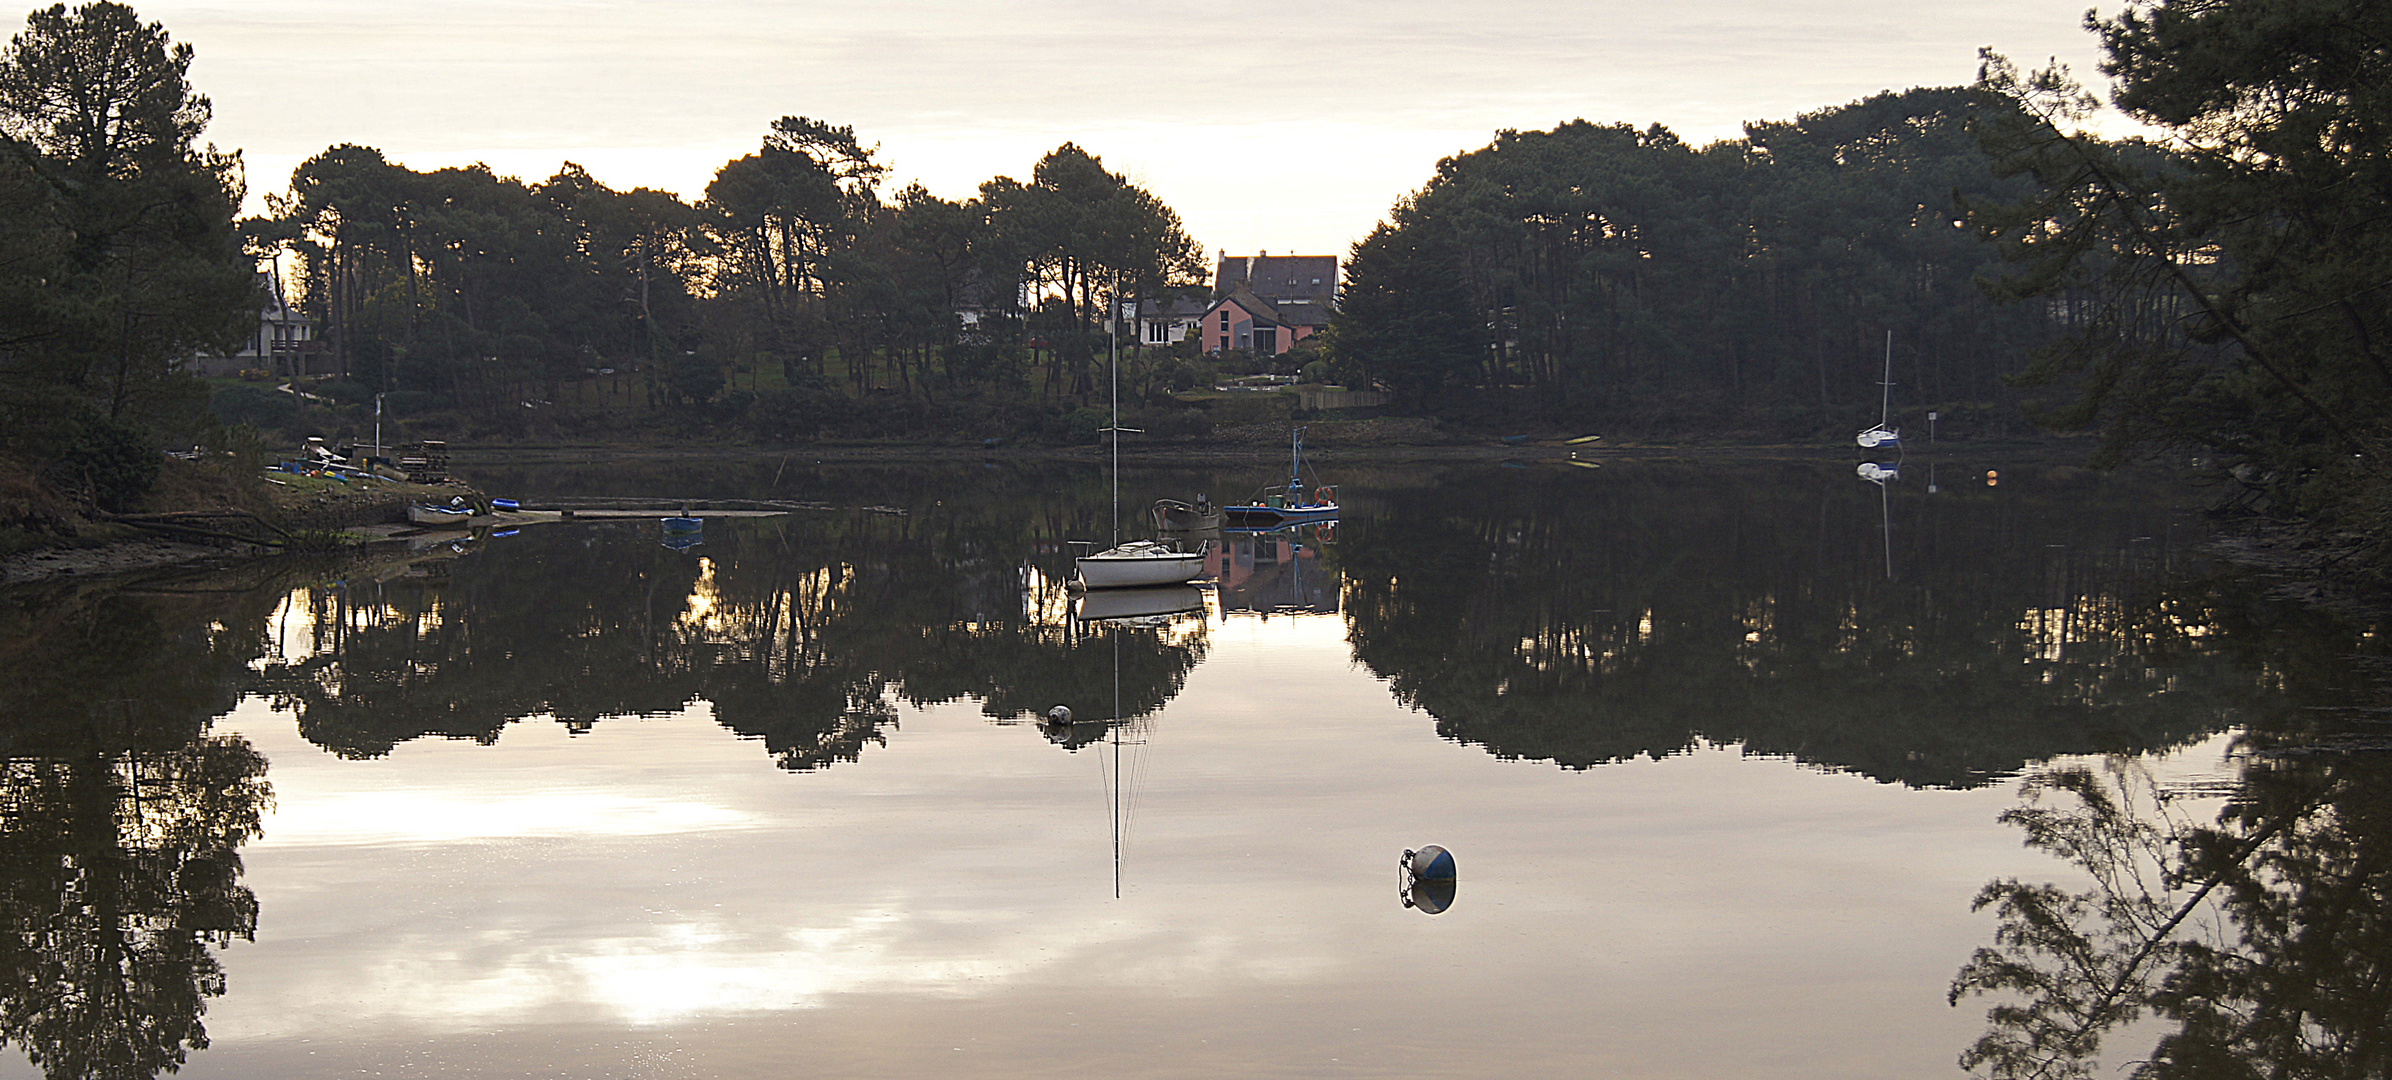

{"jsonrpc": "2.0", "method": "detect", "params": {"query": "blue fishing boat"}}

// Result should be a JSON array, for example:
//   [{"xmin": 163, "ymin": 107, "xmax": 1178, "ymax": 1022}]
[{"xmin": 1222, "ymin": 428, "xmax": 1339, "ymax": 528}]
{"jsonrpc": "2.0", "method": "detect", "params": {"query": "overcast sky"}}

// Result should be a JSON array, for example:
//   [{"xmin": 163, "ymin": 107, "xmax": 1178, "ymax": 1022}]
[{"xmin": 133, "ymin": 0, "xmax": 2119, "ymax": 262}]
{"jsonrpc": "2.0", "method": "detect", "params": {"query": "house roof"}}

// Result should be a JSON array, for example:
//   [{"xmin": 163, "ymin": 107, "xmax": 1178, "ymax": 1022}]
[
  {"xmin": 1204, "ymin": 287, "xmax": 1286, "ymax": 327},
  {"xmin": 1215, "ymin": 254, "xmax": 1337, "ymax": 309},
  {"xmin": 1268, "ymin": 298, "xmax": 1330, "ymax": 328},
  {"xmin": 1138, "ymin": 294, "xmax": 1211, "ymax": 319}
]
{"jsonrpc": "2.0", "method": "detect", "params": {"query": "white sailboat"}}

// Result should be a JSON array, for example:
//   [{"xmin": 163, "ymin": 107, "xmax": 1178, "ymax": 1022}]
[
  {"xmin": 1856, "ymin": 330, "xmax": 1900, "ymax": 450},
  {"xmin": 1076, "ymin": 296, "xmax": 1203, "ymax": 589}
]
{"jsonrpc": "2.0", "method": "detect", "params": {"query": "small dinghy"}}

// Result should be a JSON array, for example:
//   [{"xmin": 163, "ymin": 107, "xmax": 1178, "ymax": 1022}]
[{"xmin": 408, "ymin": 502, "xmax": 475, "ymax": 527}]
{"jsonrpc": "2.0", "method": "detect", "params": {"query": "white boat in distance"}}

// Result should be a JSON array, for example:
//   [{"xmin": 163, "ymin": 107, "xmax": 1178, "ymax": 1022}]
[{"xmin": 1855, "ymin": 330, "xmax": 1900, "ymax": 450}]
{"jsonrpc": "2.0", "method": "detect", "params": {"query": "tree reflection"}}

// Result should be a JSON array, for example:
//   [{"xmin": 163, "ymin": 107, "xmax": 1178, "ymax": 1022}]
[
  {"xmin": 243, "ymin": 480, "xmax": 1207, "ymax": 768},
  {"xmin": 0, "ymin": 571, "xmax": 283, "ymax": 1080},
  {"xmin": 1951, "ymin": 589, "xmax": 2392, "ymax": 1078},
  {"xmin": 1340, "ymin": 462, "xmax": 2247, "ymax": 787},
  {"xmin": 0, "ymin": 740, "xmax": 270, "ymax": 1080}
]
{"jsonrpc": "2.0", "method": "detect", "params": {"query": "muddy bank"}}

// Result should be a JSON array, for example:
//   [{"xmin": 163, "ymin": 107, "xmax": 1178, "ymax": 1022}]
[
  {"xmin": 2, "ymin": 458, "xmax": 481, "ymax": 587},
  {"xmin": 0, "ymin": 535, "xmax": 270, "ymax": 585}
]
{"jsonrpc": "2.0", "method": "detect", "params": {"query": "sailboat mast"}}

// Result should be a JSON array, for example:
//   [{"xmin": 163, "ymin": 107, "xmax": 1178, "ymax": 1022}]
[
  {"xmin": 1290, "ymin": 427, "xmax": 1303, "ymax": 501},
  {"xmin": 1112, "ymin": 631, "xmax": 1122, "ymax": 899},
  {"xmin": 1110, "ymin": 296, "xmax": 1121, "ymax": 546},
  {"xmin": 1879, "ymin": 330, "xmax": 1893, "ymax": 428}
]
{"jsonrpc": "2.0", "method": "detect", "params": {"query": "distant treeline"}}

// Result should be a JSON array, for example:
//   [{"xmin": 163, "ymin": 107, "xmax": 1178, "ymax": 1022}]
[
  {"xmin": 257, "ymin": 89, "xmax": 2070, "ymax": 445},
  {"xmin": 1333, "ymin": 1, "xmax": 2392, "ymax": 555},
  {"xmin": 249, "ymin": 123, "xmax": 1204, "ymax": 426},
  {"xmin": 11, "ymin": 0, "xmax": 2392, "ymax": 559},
  {"xmin": 1327, "ymin": 87, "xmax": 2051, "ymax": 436}
]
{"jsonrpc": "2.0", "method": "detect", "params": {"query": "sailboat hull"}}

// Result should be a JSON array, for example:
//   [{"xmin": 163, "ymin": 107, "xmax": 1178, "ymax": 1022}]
[
  {"xmin": 1076, "ymin": 542, "xmax": 1204, "ymax": 588},
  {"xmin": 1221, "ymin": 502, "xmax": 1338, "ymax": 528}
]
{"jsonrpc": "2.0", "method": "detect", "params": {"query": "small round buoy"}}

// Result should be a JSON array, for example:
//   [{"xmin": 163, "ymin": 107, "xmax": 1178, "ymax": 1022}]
[
  {"xmin": 1407, "ymin": 877, "xmax": 1457, "ymax": 915},
  {"xmin": 1407, "ymin": 844, "xmax": 1457, "ymax": 882},
  {"xmin": 1986, "ymin": 469, "xmax": 2000, "ymax": 487},
  {"xmin": 1400, "ymin": 846, "xmax": 1458, "ymax": 914},
  {"xmin": 1044, "ymin": 705, "xmax": 1072, "ymax": 724}
]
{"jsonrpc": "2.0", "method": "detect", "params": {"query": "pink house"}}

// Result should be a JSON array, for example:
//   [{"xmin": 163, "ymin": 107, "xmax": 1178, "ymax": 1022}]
[{"xmin": 1201, "ymin": 254, "xmax": 1336, "ymax": 355}]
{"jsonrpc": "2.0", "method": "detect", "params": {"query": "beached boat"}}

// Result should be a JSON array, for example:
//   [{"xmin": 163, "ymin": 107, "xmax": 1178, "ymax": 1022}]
[{"xmin": 407, "ymin": 503, "xmax": 475, "ymax": 527}]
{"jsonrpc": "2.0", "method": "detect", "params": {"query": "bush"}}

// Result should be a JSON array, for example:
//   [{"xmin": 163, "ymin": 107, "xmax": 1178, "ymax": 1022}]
[
  {"xmin": 1066, "ymin": 407, "xmax": 1109, "ymax": 444},
  {"xmin": 1154, "ymin": 359, "xmax": 1201, "ymax": 394},
  {"xmin": 316, "ymin": 380, "xmax": 372, "ymax": 406},
  {"xmin": 1141, "ymin": 408, "xmax": 1213, "ymax": 440},
  {"xmin": 1212, "ymin": 349, "xmax": 1261, "ymax": 377},
  {"xmin": 664, "ymin": 352, "xmax": 724, "ymax": 405},
  {"xmin": 210, "ymin": 383, "xmax": 299, "ymax": 430},
  {"xmin": 747, "ymin": 377, "xmax": 847, "ymax": 442},
  {"xmin": 383, "ymin": 390, "xmax": 443, "ymax": 417},
  {"xmin": 45, "ymin": 416, "xmax": 160, "ymax": 512}
]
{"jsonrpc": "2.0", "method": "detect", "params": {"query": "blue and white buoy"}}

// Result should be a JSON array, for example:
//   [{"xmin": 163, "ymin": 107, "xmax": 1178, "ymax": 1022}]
[
  {"xmin": 1406, "ymin": 845, "xmax": 1455, "ymax": 881},
  {"xmin": 1400, "ymin": 845, "xmax": 1457, "ymax": 914}
]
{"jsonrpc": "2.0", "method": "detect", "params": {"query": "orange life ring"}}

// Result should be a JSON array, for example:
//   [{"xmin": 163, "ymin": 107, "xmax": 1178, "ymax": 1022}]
[
  {"xmin": 1314, "ymin": 485, "xmax": 1336, "ymax": 505},
  {"xmin": 1315, "ymin": 521, "xmax": 1337, "ymax": 544}
]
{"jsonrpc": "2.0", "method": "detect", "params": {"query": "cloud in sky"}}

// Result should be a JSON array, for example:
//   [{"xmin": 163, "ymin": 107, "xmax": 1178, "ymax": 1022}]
[{"xmin": 135, "ymin": 0, "xmax": 2113, "ymax": 259}]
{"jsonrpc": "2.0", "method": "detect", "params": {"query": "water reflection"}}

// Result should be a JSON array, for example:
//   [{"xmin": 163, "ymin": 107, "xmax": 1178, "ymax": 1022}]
[
  {"xmin": 1953, "ymin": 579, "xmax": 2392, "ymax": 1079},
  {"xmin": 1074, "ymin": 584, "xmax": 1205, "ymax": 624},
  {"xmin": 241, "ymin": 513, "xmax": 1210, "ymax": 770},
  {"xmin": 1210, "ymin": 523, "xmax": 1340, "ymax": 616},
  {"xmin": 0, "ymin": 739, "xmax": 269, "ymax": 1079},
  {"xmin": 6, "ymin": 457, "xmax": 2377, "ymax": 1079},
  {"xmin": 0, "ymin": 571, "xmax": 285, "ymax": 1080},
  {"xmin": 1339, "ymin": 462, "xmax": 2240, "ymax": 787},
  {"xmin": 9, "ymin": 461, "xmax": 2261, "ymax": 789}
]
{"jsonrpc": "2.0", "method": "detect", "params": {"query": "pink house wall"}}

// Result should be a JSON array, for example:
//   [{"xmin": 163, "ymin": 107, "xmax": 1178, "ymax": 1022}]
[
  {"xmin": 1203, "ymin": 298, "xmax": 1311, "ymax": 355},
  {"xmin": 1205, "ymin": 299, "xmax": 1255, "ymax": 354}
]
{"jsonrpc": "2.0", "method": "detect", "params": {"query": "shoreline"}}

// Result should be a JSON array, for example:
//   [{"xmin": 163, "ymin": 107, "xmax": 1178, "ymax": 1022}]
[
  {"xmin": 447, "ymin": 436, "xmax": 2094, "ymax": 467},
  {"xmin": 0, "ymin": 438, "xmax": 2112, "ymax": 588}
]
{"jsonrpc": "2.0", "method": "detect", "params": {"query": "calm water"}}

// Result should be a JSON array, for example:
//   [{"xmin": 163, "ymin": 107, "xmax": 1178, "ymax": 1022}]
[{"xmin": 3, "ymin": 455, "xmax": 2387, "ymax": 1079}]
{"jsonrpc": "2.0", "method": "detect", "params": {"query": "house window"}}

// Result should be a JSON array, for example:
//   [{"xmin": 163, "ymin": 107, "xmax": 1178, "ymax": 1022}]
[{"xmin": 1218, "ymin": 311, "xmax": 1230, "ymax": 329}]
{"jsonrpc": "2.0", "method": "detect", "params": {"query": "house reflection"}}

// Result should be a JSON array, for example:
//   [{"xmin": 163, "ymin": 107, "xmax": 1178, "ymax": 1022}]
[{"xmin": 1207, "ymin": 525, "xmax": 1340, "ymax": 616}]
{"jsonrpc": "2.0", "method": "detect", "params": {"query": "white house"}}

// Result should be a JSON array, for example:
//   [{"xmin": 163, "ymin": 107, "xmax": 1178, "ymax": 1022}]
[{"xmin": 188, "ymin": 270, "xmax": 317, "ymax": 377}]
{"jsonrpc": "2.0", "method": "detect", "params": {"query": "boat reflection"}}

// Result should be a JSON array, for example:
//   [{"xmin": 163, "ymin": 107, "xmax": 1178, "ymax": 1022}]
[
  {"xmin": 1074, "ymin": 584, "xmax": 1206, "ymax": 624},
  {"xmin": 1857, "ymin": 460, "xmax": 1899, "ymax": 580},
  {"xmin": 1207, "ymin": 523, "xmax": 1340, "ymax": 616}
]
